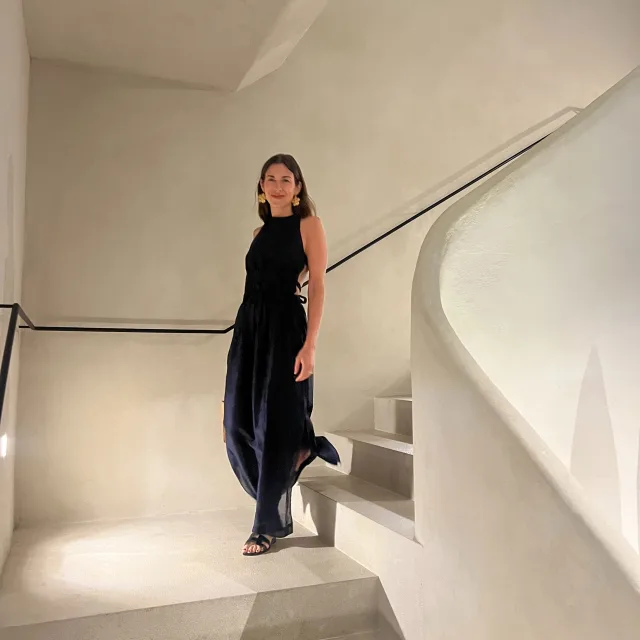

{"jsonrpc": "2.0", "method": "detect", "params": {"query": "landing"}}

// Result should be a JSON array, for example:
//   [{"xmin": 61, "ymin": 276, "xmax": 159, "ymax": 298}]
[{"xmin": 0, "ymin": 507, "xmax": 374, "ymax": 629}]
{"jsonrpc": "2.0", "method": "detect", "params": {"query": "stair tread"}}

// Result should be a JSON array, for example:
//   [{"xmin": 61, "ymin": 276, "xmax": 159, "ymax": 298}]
[
  {"xmin": 300, "ymin": 469, "xmax": 415, "ymax": 540},
  {"xmin": 332, "ymin": 430, "xmax": 413, "ymax": 454}
]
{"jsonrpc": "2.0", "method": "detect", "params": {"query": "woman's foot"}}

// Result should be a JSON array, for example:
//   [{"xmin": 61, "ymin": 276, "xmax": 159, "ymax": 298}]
[
  {"xmin": 295, "ymin": 449, "xmax": 311, "ymax": 472},
  {"xmin": 243, "ymin": 534, "xmax": 275, "ymax": 556}
]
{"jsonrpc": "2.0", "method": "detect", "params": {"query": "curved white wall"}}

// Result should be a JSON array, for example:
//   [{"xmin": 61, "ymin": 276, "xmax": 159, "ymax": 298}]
[
  {"xmin": 412, "ymin": 68, "xmax": 640, "ymax": 637},
  {"xmin": 441, "ymin": 68, "xmax": 640, "ymax": 552}
]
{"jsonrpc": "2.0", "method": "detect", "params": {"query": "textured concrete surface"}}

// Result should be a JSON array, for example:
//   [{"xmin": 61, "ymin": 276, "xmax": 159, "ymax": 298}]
[{"xmin": 0, "ymin": 507, "xmax": 378, "ymax": 638}]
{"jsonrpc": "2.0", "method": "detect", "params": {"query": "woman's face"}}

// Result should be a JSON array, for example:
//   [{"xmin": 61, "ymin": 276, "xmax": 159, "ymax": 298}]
[{"xmin": 261, "ymin": 163, "xmax": 300, "ymax": 208}]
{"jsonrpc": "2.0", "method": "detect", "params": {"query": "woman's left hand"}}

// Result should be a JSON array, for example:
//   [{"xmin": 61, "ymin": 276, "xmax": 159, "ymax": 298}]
[{"xmin": 294, "ymin": 343, "xmax": 315, "ymax": 382}]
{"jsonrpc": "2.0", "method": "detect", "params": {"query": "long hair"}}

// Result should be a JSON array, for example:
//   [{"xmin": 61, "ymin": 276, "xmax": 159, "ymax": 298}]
[{"xmin": 257, "ymin": 154, "xmax": 315, "ymax": 222}]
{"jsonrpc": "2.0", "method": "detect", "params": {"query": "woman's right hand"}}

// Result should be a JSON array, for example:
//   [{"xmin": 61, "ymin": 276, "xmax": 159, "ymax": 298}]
[{"xmin": 294, "ymin": 343, "xmax": 315, "ymax": 382}]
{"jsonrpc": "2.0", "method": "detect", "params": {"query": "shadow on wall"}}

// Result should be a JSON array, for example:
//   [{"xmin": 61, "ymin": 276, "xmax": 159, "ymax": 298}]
[{"xmin": 570, "ymin": 346, "xmax": 622, "ymax": 532}]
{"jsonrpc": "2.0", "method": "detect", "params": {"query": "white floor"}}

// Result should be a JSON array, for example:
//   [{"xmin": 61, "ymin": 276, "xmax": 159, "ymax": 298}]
[{"xmin": 0, "ymin": 507, "xmax": 376, "ymax": 630}]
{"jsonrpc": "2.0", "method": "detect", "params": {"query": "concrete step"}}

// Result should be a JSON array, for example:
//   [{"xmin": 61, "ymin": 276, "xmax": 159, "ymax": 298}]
[
  {"xmin": 0, "ymin": 508, "xmax": 381, "ymax": 640},
  {"xmin": 333, "ymin": 430, "xmax": 413, "ymax": 456},
  {"xmin": 330, "ymin": 431, "xmax": 413, "ymax": 498},
  {"xmin": 295, "ymin": 468, "xmax": 421, "ymax": 640},
  {"xmin": 294, "ymin": 469, "xmax": 415, "ymax": 541},
  {"xmin": 373, "ymin": 396, "xmax": 412, "ymax": 438}
]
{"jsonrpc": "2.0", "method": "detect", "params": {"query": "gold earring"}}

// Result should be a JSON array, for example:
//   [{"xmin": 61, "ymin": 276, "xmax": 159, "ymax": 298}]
[
  {"xmin": 258, "ymin": 193, "xmax": 267, "ymax": 204},
  {"xmin": 292, "ymin": 196, "xmax": 300, "ymax": 207}
]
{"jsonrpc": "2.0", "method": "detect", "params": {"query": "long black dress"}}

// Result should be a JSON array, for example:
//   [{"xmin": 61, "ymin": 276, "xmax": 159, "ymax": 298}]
[{"xmin": 223, "ymin": 213, "xmax": 340, "ymax": 538}]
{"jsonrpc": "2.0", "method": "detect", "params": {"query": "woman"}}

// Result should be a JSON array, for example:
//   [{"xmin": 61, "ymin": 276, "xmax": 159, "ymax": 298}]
[{"xmin": 223, "ymin": 154, "xmax": 340, "ymax": 556}]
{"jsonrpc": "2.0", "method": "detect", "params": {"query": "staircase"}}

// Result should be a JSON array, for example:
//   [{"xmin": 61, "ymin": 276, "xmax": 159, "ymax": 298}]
[
  {"xmin": 296, "ymin": 396, "xmax": 414, "ymax": 541},
  {"xmin": 0, "ymin": 397, "xmax": 412, "ymax": 640}
]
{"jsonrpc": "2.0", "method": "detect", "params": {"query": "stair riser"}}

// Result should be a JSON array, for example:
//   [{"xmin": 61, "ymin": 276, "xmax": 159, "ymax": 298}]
[
  {"xmin": 352, "ymin": 444, "xmax": 413, "ymax": 499},
  {"xmin": 293, "ymin": 486, "xmax": 415, "ymax": 640},
  {"xmin": 330, "ymin": 435, "xmax": 413, "ymax": 498},
  {"xmin": 0, "ymin": 579, "xmax": 380, "ymax": 640},
  {"xmin": 373, "ymin": 398, "xmax": 412, "ymax": 437}
]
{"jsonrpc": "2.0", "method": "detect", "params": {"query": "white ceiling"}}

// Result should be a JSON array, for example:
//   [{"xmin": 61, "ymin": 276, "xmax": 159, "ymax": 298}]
[{"xmin": 22, "ymin": 0, "xmax": 328, "ymax": 90}]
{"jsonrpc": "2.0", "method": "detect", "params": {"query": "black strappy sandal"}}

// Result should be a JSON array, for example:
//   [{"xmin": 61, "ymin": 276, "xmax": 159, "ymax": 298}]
[{"xmin": 242, "ymin": 534, "xmax": 276, "ymax": 556}]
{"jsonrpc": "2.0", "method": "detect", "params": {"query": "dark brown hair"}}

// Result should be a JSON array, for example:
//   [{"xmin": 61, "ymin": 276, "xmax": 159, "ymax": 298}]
[{"xmin": 257, "ymin": 154, "xmax": 315, "ymax": 222}]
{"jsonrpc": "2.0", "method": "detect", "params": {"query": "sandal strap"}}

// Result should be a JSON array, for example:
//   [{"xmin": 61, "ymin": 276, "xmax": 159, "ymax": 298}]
[{"xmin": 246, "ymin": 534, "xmax": 273, "ymax": 550}]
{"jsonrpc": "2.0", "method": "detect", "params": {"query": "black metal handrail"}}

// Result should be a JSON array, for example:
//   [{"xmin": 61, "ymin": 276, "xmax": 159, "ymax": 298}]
[
  {"xmin": 0, "ymin": 134, "xmax": 547, "ymax": 426},
  {"xmin": 0, "ymin": 303, "xmax": 35, "ymax": 428},
  {"xmin": 321, "ymin": 136, "xmax": 546, "ymax": 277}
]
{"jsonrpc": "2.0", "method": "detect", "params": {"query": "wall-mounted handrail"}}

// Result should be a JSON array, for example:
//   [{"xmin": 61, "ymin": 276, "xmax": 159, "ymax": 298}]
[
  {"xmin": 0, "ymin": 303, "xmax": 36, "ymax": 430},
  {"xmin": 0, "ymin": 305, "xmax": 19, "ymax": 430},
  {"xmin": 321, "ymin": 135, "xmax": 547, "ymax": 278}
]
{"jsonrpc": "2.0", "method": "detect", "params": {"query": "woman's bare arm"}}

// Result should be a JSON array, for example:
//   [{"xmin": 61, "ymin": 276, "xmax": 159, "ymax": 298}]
[{"xmin": 295, "ymin": 216, "xmax": 327, "ymax": 381}]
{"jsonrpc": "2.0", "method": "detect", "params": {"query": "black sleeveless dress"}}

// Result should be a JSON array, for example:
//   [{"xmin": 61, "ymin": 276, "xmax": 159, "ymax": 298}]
[{"xmin": 223, "ymin": 213, "xmax": 340, "ymax": 538}]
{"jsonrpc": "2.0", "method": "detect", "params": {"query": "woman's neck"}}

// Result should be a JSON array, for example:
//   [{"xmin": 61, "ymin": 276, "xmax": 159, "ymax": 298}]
[{"xmin": 270, "ymin": 204, "xmax": 294, "ymax": 218}]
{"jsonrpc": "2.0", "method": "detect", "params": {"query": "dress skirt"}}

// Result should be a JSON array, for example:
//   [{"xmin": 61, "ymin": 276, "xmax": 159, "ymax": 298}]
[{"xmin": 223, "ymin": 293, "xmax": 339, "ymax": 538}]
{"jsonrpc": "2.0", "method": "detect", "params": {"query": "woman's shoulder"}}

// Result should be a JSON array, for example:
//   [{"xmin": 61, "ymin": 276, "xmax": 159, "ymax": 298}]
[{"xmin": 300, "ymin": 215, "xmax": 323, "ymax": 233}]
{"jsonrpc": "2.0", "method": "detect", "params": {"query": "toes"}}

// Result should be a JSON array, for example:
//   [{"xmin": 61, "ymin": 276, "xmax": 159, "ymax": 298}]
[{"xmin": 243, "ymin": 536, "xmax": 274, "ymax": 555}]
